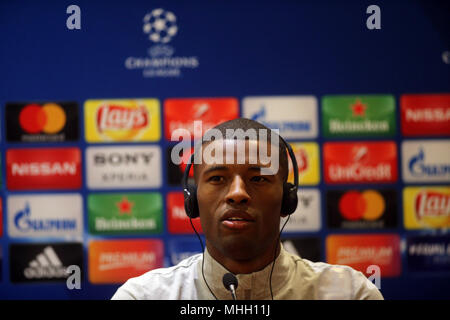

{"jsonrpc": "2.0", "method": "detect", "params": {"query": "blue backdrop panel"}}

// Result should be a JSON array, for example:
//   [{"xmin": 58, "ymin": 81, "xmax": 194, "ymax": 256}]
[{"xmin": 0, "ymin": 0, "xmax": 449, "ymax": 299}]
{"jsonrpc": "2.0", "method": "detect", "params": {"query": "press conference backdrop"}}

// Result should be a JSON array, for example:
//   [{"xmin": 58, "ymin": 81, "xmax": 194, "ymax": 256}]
[{"xmin": 0, "ymin": 0, "xmax": 449, "ymax": 299}]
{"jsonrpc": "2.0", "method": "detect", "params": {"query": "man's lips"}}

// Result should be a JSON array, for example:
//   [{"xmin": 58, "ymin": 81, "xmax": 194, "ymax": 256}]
[{"xmin": 220, "ymin": 210, "xmax": 255, "ymax": 230}]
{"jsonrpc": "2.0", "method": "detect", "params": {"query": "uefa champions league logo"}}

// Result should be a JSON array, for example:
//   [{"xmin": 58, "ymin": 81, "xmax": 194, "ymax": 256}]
[
  {"xmin": 143, "ymin": 9, "xmax": 178, "ymax": 44},
  {"xmin": 124, "ymin": 8, "xmax": 199, "ymax": 77}
]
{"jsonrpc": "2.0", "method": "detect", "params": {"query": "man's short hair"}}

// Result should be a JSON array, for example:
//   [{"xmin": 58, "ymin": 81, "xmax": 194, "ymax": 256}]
[{"xmin": 192, "ymin": 118, "xmax": 289, "ymax": 183}]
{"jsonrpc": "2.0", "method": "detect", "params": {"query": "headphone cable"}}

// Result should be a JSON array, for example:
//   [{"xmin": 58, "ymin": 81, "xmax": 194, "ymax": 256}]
[
  {"xmin": 190, "ymin": 218, "xmax": 218, "ymax": 300},
  {"xmin": 269, "ymin": 213, "xmax": 291, "ymax": 300}
]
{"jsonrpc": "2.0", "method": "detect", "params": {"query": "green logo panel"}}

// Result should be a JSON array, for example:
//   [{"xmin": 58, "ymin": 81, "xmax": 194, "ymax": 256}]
[
  {"xmin": 322, "ymin": 95, "xmax": 396, "ymax": 137},
  {"xmin": 88, "ymin": 193, "xmax": 163, "ymax": 235}
]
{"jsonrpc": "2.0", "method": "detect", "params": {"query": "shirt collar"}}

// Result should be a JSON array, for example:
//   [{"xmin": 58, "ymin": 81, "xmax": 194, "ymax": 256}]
[{"xmin": 200, "ymin": 243, "xmax": 293, "ymax": 300}]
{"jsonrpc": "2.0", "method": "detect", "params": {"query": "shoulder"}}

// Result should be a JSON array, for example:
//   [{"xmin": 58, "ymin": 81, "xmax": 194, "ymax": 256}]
[
  {"xmin": 300, "ymin": 258, "xmax": 384, "ymax": 300},
  {"xmin": 282, "ymin": 250, "xmax": 383, "ymax": 300},
  {"xmin": 111, "ymin": 253, "xmax": 202, "ymax": 300}
]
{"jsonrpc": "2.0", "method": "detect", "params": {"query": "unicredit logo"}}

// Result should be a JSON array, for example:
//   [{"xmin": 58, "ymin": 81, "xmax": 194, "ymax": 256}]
[
  {"xmin": 19, "ymin": 103, "xmax": 66, "ymax": 134},
  {"xmin": 329, "ymin": 163, "xmax": 392, "ymax": 181},
  {"xmin": 6, "ymin": 148, "xmax": 82, "ymax": 190},
  {"xmin": 96, "ymin": 104, "xmax": 149, "ymax": 132},
  {"xmin": 324, "ymin": 142, "xmax": 397, "ymax": 184}
]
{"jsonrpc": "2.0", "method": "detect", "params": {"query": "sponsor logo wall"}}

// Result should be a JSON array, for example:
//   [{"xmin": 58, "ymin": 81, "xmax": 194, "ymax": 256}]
[{"xmin": 0, "ymin": 92, "xmax": 449, "ymax": 297}]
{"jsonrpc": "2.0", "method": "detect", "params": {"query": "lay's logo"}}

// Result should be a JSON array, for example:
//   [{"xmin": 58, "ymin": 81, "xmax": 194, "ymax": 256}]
[
  {"xmin": 85, "ymin": 99, "xmax": 161, "ymax": 142},
  {"xmin": 404, "ymin": 187, "xmax": 449, "ymax": 229},
  {"xmin": 96, "ymin": 104, "xmax": 148, "ymax": 132},
  {"xmin": 415, "ymin": 191, "xmax": 449, "ymax": 220}
]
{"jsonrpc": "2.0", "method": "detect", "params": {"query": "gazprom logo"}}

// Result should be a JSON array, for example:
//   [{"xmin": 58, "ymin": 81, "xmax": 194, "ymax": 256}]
[
  {"xmin": 408, "ymin": 148, "xmax": 450, "ymax": 178},
  {"xmin": 14, "ymin": 202, "xmax": 77, "ymax": 232},
  {"xmin": 250, "ymin": 105, "xmax": 311, "ymax": 132}
]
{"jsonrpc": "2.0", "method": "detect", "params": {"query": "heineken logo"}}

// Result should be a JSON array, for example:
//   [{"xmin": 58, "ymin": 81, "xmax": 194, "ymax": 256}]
[
  {"xmin": 88, "ymin": 193, "xmax": 163, "ymax": 235},
  {"xmin": 322, "ymin": 95, "xmax": 396, "ymax": 137}
]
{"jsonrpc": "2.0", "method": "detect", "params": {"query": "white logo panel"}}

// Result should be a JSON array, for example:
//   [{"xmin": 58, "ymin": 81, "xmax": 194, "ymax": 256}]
[
  {"xmin": 402, "ymin": 140, "xmax": 450, "ymax": 183},
  {"xmin": 243, "ymin": 96, "xmax": 318, "ymax": 139},
  {"xmin": 281, "ymin": 189, "xmax": 321, "ymax": 232},
  {"xmin": 8, "ymin": 194, "xmax": 83, "ymax": 239},
  {"xmin": 86, "ymin": 145, "xmax": 162, "ymax": 189}
]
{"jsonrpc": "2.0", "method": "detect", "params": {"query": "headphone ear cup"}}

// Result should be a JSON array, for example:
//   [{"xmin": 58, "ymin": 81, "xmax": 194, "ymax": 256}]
[
  {"xmin": 184, "ymin": 185, "xmax": 199, "ymax": 219},
  {"xmin": 281, "ymin": 183, "xmax": 298, "ymax": 216}
]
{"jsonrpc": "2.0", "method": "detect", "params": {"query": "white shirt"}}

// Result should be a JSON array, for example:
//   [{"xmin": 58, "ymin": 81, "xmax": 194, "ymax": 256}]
[{"xmin": 111, "ymin": 245, "xmax": 383, "ymax": 300}]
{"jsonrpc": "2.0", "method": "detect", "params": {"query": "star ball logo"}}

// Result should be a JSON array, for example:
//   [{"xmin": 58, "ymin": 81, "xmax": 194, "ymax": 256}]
[
  {"xmin": 143, "ymin": 9, "xmax": 178, "ymax": 44},
  {"xmin": 124, "ymin": 8, "xmax": 199, "ymax": 78}
]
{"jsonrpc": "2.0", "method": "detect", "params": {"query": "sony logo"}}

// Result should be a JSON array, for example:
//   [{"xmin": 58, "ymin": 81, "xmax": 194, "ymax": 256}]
[{"xmin": 93, "ymin": 153, "xmax": 154, "ymax": 166}]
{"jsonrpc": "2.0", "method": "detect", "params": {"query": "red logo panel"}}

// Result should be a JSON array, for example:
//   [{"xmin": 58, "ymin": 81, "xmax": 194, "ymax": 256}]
[
  {"xmin": 164, "ymin": 98, "xmax": 239, "ymax": 140},
  {"xmin": 323, "ymin": 142, "xmax": 397, "ymax": 184},
  {"xmin": 6, "ymin": 148, "xmax": 82, "ymax": 190},
  {"xmin": 401, "ymin": 94, "xmax": 450, "ymax": 136},
  {"xmin": 326, "ymin": 234, "xmax": 401, "ymax": 277},
  {"xmin": 167, "ymin": 192, "xmax": 203, "ymax": 234}
]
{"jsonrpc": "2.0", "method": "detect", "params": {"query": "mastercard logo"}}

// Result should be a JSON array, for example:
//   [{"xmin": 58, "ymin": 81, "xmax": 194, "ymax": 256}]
[
  {"xmin": 338, "ymin": 190, "xmax": 385, "ymax": 221},
  {"xmin": 19, "ymin": 103, "xmax": 66, "ymax": 134}
]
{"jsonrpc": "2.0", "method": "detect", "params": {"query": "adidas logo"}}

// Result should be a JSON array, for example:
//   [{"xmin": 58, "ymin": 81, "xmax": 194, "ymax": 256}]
[{"xmin": 24, "ymin": 246, "xmax": 68, "ymax": 279}]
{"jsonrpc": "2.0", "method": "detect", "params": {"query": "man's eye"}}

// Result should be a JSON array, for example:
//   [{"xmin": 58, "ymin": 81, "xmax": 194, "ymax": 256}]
[
  {"xmin": 208, "ymin": 176, "xmax": 224, "ymax": 182},
  {"xmin": 250, "ymin": 176, "xmax": 267, "ymax": 183}
]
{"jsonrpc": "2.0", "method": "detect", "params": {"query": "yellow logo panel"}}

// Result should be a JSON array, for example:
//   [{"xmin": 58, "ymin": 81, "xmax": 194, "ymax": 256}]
[
  {"xmin": 84, "ymin": 99, "xmax": 161, "ymax": 142},
  {"xmin": 403, "ymin": 187, "xmax": 450, "ymax": 229},
  {"xmin": 287, "ymin": 142, "xmax": 320, "ymax": 185}
]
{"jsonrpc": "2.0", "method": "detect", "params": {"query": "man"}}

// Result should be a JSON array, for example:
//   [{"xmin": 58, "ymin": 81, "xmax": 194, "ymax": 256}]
[{"xmin": 112, "ymin": 118, "xmax": 383, "ymax": 300}]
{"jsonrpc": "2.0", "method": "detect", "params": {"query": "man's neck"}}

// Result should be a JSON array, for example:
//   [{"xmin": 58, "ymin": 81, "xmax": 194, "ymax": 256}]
[{"xmin": 205, "ymin": 241, "xmax": 281, "ymax": 274}]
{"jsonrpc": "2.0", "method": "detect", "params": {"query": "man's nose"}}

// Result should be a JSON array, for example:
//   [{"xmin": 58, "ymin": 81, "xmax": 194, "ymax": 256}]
[{"xmin": 225, "ymin": 175, "xmax": 250, "ymax": 205}]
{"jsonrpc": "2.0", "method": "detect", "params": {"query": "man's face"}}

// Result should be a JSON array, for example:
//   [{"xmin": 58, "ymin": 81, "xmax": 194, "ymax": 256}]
[{"xmin": 195, "ymin": 139, "xmax": 284, "ymax": 262}]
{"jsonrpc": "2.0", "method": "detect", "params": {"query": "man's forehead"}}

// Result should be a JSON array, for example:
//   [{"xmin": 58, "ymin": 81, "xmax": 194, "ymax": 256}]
[
  {"xmin": 195, "ymin": 139, "xmax": 280, "ymax": 175},
  {"xmin": 198, "ymin": 138, "xmax": 276, "ymax": 158}
]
